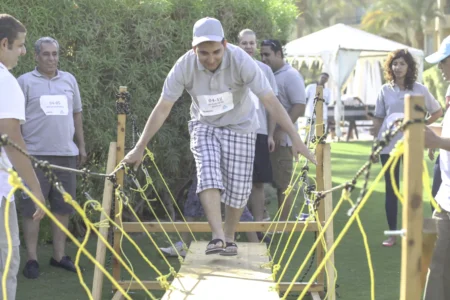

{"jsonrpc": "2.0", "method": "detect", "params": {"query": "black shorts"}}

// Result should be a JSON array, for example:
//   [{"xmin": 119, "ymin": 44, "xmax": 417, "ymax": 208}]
[
  {"xmin": 21, "ymin": 155, "xmax": 77, "ymax": 217},
  {"xmin": 253, "ymin": 134, "xmax": 273, "ymax": 183}
]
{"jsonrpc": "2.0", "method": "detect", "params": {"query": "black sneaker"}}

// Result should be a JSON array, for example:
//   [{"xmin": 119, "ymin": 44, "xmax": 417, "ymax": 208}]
[
  {"xmin": 23, "ymin": 260, "xmax": 39, "ymax": 279},
  {"xmin": 50, "ymin": 256, "xmax": 83, "ymax": 273}
]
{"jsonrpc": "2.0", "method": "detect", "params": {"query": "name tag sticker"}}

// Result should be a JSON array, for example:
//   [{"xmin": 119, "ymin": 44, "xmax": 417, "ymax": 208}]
[
  {"xmin": 40, "ymin": 95, "xmax": 69, "ymax": 116},
  {"xmin": 197, "ymin": 92, "xmax": 234, "ymax": 116}
]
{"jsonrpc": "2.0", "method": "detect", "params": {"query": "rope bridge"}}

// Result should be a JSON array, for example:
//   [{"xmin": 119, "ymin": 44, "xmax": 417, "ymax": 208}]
[{"xmin": 0, "ymin": 87, "xmax": 433, "ymax": 300}]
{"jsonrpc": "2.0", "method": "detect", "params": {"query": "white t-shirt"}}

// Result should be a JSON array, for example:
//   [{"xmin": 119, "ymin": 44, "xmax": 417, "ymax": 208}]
[
  {"xmin": 305, "ymin": 83, "xmax": 330, "ymax": 120},
  {"xmin": 437, "ymin": 109, "xmax": 450, "ymax": 212},
  {"xmin": 0, "ymin": 62, "xmax": 26, "ymax": 203}
]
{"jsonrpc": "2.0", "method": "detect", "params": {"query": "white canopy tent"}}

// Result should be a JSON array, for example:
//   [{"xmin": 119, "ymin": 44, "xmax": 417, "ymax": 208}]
[{"xmin": 285, "ymin": 23, "xmax": 424, "ymax": 137}]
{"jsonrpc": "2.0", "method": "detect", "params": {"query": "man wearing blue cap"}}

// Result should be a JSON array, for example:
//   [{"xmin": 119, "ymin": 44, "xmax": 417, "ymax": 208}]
[
  {"xmin": 123, "ymin": 17, "xmax": 315, "ymax": 256},
  {"xmin": 423, "ymin": 35, "xmax": 450, "ymax": 300}
]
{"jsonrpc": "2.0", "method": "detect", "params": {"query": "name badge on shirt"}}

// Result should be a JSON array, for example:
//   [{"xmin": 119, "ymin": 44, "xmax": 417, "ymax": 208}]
[
  {"xmin": 197, "ymin": 92, "xmax": 234, "ymax": 116},
  {"xmin": 40, "ymin": 95, "xmax": 68, "ymax": 116}
]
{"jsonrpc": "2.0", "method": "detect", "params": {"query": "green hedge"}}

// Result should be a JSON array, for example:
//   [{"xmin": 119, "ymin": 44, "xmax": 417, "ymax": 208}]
[{"xmin": 2, "ymin": 0, "xmax": 298, "ymax": 221}]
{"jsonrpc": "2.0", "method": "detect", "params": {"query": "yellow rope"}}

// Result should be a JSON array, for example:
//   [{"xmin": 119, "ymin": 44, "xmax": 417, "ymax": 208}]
[
  {"xmin": 117, "ymin": 190, "xmax": 183, "ymax": 267},
  {"xmin": 294, "ymin": 150, "xmax": 396, "ymax": 299},
  {"xmin": 389, "ymin": 141, "xmax": 405, "ymax": 205},
  {"xmin": 123, "ymin": 164, "xmax": 186, "ymax": 259},
  {"xmin": 310, "ymin": 207, "xmax": 337, "ymax": 300},
  {"xmin": 1, "ymin": 188, "xmax": 14, "ymax": 300},
  {"xmin": 274, "ymin": 212, "xmax": 311, "ymax": 283},
  {"xmin": 280, "ymin": 188, "xmax": 347, "ymax": 298},
  {"xmin": 423, "ymin": 160, "xmax": 441, "ymax": 212},
  {"xmin": 343, "ymin": 192, "xmax": 375, "ymax": 300},
  {"xmin": 3, "ymin": 170, "xmax": 142, "ymax": 300},
  {"xmin": 144, "ymin": 149, "xmax": 197, "ymax": 242},
  {"xmin": 90, "ymin": 193, "xmax": 173, "ymax": 289},
  {"xmin": 270, "ymin": 171, "xmax": 305, "ymax": 264}
]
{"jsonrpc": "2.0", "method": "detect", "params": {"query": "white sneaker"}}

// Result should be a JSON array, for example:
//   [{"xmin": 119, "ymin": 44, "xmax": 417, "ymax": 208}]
[{"xmin": 159, "ymin": 241, "xmax": 186, "ymax": 257}]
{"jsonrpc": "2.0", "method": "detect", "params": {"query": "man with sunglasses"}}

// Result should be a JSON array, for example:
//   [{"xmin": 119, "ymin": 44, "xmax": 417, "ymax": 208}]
[
  {"xmin": 260, "ymin": 39, "xmax": 306, "ymax": 221},
  {"xmin": 123, "ymin": 18, "xmax": 315, "ymax": 256}
]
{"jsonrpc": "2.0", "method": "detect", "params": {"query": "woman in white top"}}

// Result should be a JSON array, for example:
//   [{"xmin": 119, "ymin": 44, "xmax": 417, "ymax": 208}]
[{"xmin": 373, "ymin": 49, "xmax": 443, "ymax": 247}]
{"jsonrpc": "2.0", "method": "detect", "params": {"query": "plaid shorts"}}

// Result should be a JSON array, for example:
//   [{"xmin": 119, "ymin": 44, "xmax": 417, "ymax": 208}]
[
  {"xmin": 184, "ymin": 174, "xmax": 254, "ymax": 220},
  {"xmin": 189, "ymin": 121, "xmax": 256, "ymax": 209}
]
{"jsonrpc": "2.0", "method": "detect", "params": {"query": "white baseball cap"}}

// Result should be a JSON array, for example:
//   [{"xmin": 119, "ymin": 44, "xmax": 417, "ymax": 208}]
[
  {"xmin": 192, "ymin": 17, "xmax": 224, "ymax": 47},
  {"xmin": 425, "ymin": 35, "xmax": 450, "ymax": 64}
]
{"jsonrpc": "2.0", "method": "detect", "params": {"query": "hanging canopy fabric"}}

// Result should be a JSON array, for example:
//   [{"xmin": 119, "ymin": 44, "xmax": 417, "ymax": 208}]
[{"xmin": 285, "ymin": 23, "xmax": 424, "ymax": 137}]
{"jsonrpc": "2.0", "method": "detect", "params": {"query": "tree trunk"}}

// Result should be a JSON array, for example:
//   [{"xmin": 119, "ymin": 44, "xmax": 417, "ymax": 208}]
[{"xmin": 414, "ymin": 28, "xmax": 425, "ymax": 50}]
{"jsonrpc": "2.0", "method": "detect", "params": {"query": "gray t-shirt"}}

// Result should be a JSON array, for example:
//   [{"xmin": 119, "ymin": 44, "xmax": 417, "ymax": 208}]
[
  {"xmin": 253, "ymin": 60, "xmax": 278, "ymax": 135},
  {"xmin": 18, "ymin": 69, "xmax": 82, "ymax": 156},
  {"xmin": 375, "ymin": 82, "xmax": 441, "ymax": 155},
  {"xmin": 274, "ymin": 63, "xmax": 306, "ymax": 146},
  {"xmin": 374, "ymin": 82, "xmax": 441, "ymax": 118},
  {"xmin": 161, "ymin": 43, "xmax": 273, "ymax": 134}
]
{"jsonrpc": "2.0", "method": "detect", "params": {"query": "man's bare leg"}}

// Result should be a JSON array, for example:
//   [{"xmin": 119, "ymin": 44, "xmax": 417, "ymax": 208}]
[
  {"xmin": 23, "ymin": 218, "xmax": 40, "ymax": 261},
  {"xmin": 278, "ymin": 189, "xmax": 294, "ymax": 221},
  {"xmin": 223, "ymin": 205, "xmax": 245, "ymax": 243},
  {"xmin": 51, "ymin": 214, "xmax": 70, "ymax": 261},
  {"xmin": 249, "ymin": 183, "xmax": 265, "ymax": 221},
  {"xmin": 199, "ymin": 188, "xmax": 225, "ymax": 249},
  {"xmin": 247, "ymin": 182, "xmax": 265, "ymax": 242}
]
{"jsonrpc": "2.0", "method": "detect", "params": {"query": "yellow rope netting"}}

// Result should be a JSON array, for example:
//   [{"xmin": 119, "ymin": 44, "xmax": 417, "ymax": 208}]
[
  {"xmin": 0, "ymin": 98, "xmax": 435, "ymax": 300},
  {"xmin": 0, "ymin": 144, "xmax": 201, "ymax": 299}
]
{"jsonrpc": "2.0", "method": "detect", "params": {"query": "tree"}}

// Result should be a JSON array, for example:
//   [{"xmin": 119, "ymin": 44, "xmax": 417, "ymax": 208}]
[
  {"xmin": 297, "ymin": 0, "xmax": 346, "ymax": 34},
  {"xmin": 361, "ymin": 0, "xmax": 444, "ymax": 48}
]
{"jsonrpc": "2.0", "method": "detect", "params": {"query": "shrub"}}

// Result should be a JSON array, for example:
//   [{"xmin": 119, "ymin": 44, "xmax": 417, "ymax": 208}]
[{"xmin": 423, "ymin": 65, "xmax": 449, "ymax": 109}]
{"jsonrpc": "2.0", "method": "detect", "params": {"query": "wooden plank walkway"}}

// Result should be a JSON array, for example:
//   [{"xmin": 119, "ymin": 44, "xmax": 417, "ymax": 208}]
[{"xmin": 162, "ymin": 241, "xmax": 279, "ymax": 300}]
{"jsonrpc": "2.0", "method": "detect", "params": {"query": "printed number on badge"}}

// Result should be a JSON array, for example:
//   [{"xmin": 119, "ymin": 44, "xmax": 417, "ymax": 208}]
[
  {"xmin": 40, "ymin": 95, "xmax": 69, "ymax": 115},
  {"xmin": 197, "ymin": 92, "xmax": 234, "ymax": 116}
]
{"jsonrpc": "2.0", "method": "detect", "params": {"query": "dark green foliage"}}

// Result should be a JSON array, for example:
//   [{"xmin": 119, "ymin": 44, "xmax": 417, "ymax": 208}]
[{"xmin": 2, "ymin": 0, "xmax": 298, "ymax": 223}]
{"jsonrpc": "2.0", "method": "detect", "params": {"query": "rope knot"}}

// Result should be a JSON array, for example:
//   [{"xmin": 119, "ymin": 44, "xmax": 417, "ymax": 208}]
[
  {"xmin": 148, "ymin": 152, "xmax": 155, "ymax": 161},
  {"xmin": 157, "ymin": 274, "xmax": 171, "ymax": 290},
  {"xmin": 284, "ymin": 185, "xmax": 294, "ymax": 195},
  {"xmin": 7, "ymin": 170, "xmax": 22, "ymax": 187}
]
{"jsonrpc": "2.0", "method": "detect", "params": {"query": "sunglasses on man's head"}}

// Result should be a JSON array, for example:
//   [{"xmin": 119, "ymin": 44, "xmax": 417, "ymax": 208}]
[{"xmin": 261, "ymin": 40, "xmax": 281, "ymax": 50}]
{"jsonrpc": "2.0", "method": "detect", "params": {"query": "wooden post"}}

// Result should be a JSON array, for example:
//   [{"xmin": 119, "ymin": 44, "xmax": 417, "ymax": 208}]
[
  {"xmin": 400, "ymin": 95, "xmax": 425, "ymax": 300},
  {"xmin": 314, "ymin": 85, "xmax": 326, "ymax": 288},
  {"xmin": 323, "ymin": 143, "xmax": 335, "ymax": 300},
  {"xmin": 114, "ymin": 86, "xmax": 128, "ymax": 282},
  {"xmin": 92, "ymin": 142, "xmax": 117, "ymax": 300},
  {"xmin": 111, "ymin": 291, "xmax": 125, "ymax": 300}
]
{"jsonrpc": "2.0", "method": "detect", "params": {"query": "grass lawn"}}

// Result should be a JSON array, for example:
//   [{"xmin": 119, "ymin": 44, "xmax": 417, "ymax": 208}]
[{"xmin": 15, "ymin": 141, "xmax": 436, "ymax": 300}]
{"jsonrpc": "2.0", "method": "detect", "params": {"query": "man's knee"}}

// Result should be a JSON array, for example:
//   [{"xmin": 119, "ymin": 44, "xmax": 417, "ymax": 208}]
[{"xmin": 253, "ymin": 182, "xmax": 264, "ymax": 189}]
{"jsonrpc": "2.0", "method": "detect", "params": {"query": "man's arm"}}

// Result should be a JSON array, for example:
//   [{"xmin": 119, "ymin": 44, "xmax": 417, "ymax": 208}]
[
  {"xmin": 267, "ymin": 114, "xmax": 276, "ymax": 152},
  {"xmin": 259, "ymin": 91, "xmax": 315, "ymax": 164},
  {"xmin": 425, "ymin": 126, "xmax": 450, "ymax": 151},
  {"xmin": 73, "ymin": 112, "xmax": 87, "ymax": 166},
  {"xmin": 122, "ymin": 98, "xmax": 174, "ymax": 169},
  {"xmin": 0, "ymin": 119, "xmax": 45, "ymax": 220},
  {"xmin": 288, "ymin": 103, "xmax": 305, "ymax": 123},
  {"xmin": 426, "ymin": 108, "xmax": 443, "ymax": 125}
]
